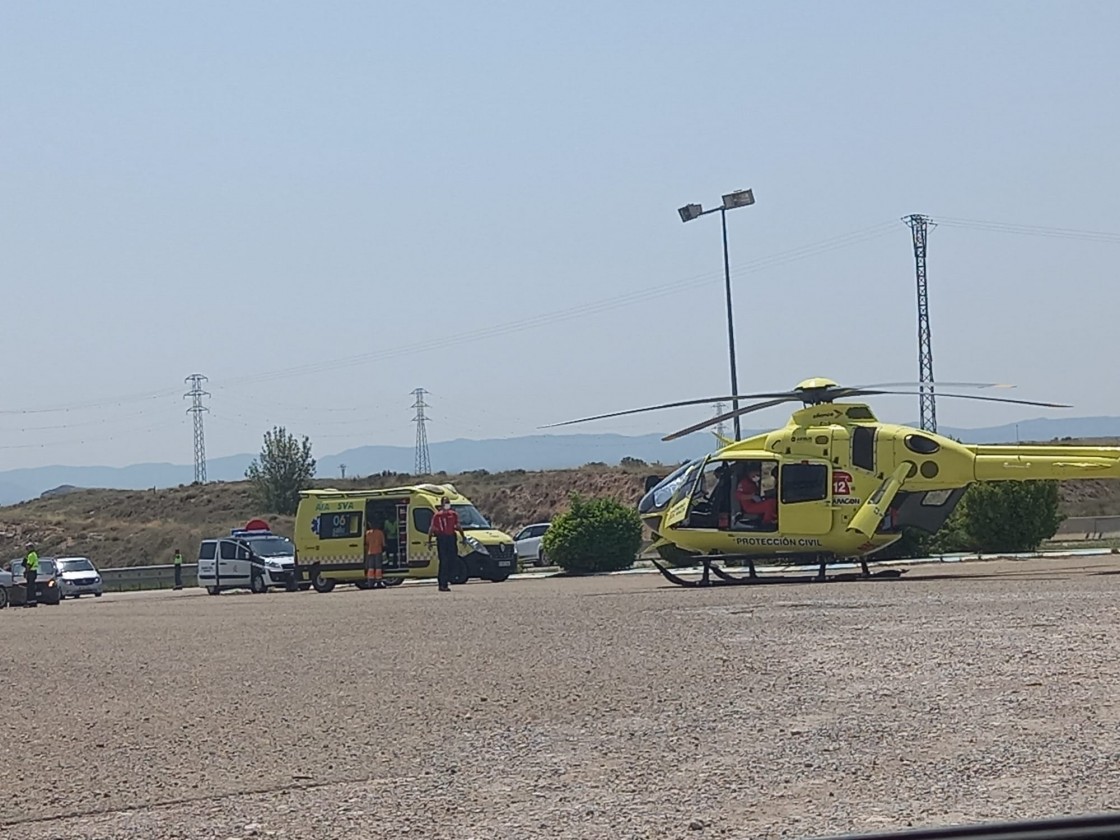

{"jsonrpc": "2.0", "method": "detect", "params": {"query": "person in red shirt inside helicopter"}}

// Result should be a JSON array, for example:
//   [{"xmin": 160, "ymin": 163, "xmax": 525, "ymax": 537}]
[{"xmin": 735, "ymin": 463, "xmax": 777, "ymax": 528}]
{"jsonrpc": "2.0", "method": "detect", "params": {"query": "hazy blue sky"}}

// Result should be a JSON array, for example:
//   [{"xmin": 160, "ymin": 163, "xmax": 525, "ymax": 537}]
[{"xmin": 2, "ymin": 1, "xmax": 1119, "ymax": 470}]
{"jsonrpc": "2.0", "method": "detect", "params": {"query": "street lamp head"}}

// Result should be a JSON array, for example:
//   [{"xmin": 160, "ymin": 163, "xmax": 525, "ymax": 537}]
[
  {"xmin": 722, "ymin": 189, "xmax": 755, "ymax": 210},
  {"xmin": 678, "ymin": 203, "xmax": 703, "ymax": 223}
]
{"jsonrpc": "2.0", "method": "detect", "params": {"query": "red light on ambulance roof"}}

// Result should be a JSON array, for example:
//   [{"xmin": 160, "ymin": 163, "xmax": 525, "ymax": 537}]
[{"xmin": 245, "ymin": 518, "xmax": 270, "ymax": 532}]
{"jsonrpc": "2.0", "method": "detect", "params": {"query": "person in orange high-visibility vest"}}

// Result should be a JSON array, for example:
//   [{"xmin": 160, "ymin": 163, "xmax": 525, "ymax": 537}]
[{"xmin": 364, "ymin": 523, "xmax": 386, "ymax": 588}]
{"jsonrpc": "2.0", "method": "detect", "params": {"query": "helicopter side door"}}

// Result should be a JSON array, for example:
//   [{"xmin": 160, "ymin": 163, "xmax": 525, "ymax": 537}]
[{"xmin": 776, "ymin": 458, "xmax": 833, "ymax": 535}]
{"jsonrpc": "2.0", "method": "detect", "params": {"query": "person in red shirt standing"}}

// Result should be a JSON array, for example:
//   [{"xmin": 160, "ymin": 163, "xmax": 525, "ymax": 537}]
[{"xmin": 427, "ymin": 495, "xmax": 466, "ymax": 592}]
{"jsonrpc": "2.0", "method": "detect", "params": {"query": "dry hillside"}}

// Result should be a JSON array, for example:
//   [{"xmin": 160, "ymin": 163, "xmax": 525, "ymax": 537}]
[
  {"xmin": 0, "ymin": 463, "xmax": 663, "ymax": 567},
  {"xmin": 2, "ymin": 440, "xmax": 1119, "ymax": 568}
]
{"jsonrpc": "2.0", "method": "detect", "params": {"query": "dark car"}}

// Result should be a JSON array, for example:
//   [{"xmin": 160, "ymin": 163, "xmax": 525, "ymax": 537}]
[{"xmin": 4, "ymin": 558, "xmax": 62, "ymax": 606}]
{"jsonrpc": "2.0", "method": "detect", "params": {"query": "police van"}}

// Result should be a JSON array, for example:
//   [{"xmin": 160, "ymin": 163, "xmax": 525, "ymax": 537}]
[
  {"xmin": 197, "ymin": 519, "xmax": 299, "ymax": 595},
  {"xmin": 293, "ymin": 483, "xmax": 517, "ymax": 592}
]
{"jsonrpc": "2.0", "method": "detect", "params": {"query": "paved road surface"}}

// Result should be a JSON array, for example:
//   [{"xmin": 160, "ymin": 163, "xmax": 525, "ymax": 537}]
[{"xmin": 3, "ymin": 554, "xmax": 1119, "ymax": 839}]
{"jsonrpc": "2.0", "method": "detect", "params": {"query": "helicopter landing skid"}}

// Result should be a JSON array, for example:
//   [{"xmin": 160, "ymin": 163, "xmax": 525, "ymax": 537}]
[{"xmin": 650, "ymin": 556, "xmax": 906, "ymax": 587}]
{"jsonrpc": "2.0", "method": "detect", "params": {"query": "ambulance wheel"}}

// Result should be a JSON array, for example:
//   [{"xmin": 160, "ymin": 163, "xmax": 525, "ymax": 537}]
[
  {"xmin": 382, "ymin": 577, "xmax": 404, "ymax": 587},
  {"xmin": 312, "ymin": 574, "xmax": 336, "ymax": 593},
  {"xmin": 250, "ymin": 572, "xmax": 268, "ymax": 594},
  {"xmin": 207, "ymin": 587, "xmax": 220, "ymax": 596},
  {"xmin": 0, "ymin": 587, "xmax": 8, "ymax": 609},
  {"xmin": 449, "ymin": 557, "xmax": 469, "ymax": 586}
]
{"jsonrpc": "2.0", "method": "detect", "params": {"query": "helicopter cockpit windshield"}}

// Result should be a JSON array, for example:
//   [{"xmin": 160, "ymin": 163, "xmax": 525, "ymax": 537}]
[{"xmin": 638, "ymin": 458, "xmax": 704, "ymax": 516}]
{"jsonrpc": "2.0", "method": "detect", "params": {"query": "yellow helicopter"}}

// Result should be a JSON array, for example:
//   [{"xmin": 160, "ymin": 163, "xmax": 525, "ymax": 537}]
[{"xmin": 544, "ymin": 377, "xmax": 1120, "ymax": 586}]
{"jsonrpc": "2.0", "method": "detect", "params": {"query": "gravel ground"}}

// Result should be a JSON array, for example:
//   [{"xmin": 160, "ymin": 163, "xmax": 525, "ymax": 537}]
[{"xmin": 3, "ymin": 555, "xmax": 1120, "ymax": 840}]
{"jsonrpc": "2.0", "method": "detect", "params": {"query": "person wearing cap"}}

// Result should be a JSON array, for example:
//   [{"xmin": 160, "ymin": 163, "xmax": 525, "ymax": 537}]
[
  {"xmin": 427, "ymin": 495, "xmax": 465, "ymax": 592},
  {"xmin": 735, "ymin": 464, "xmax": 777, "ymax": 528},
  {"xmin": 23, "ymin": 543, "xmax": 40, "ymax": 608}
]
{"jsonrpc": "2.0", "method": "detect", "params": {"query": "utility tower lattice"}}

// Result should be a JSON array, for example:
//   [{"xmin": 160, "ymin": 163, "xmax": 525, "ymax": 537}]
[
  {"xmin": 412, "ymin": 388, "xmax": 431, "ymax": 475},
  {"xmin": 903, "ymin": 214, "xmax": 937, "ymax": 433},
  {"xmin": 714, "ymin": 401, "xmax": 727, "ymax": 438},
  {"xmin": 184, "ymin": 374, "xmax": 210, "ymax": 483}
]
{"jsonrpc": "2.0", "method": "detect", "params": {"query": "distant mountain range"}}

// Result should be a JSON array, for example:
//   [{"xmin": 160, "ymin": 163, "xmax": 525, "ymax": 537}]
[{"xmin": 1, "ymin": 415, "xmax": 1119, "ymax": 506}]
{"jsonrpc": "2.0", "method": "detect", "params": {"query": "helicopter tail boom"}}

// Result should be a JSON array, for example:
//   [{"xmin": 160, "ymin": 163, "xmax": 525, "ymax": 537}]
[{"xmin": 970, "ymin": 444, "xmax": 1120, "ymax": 482}]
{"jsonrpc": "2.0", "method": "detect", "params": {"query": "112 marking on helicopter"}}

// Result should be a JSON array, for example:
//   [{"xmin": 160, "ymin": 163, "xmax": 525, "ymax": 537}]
[{"xmin": 543, "ymin": 378, "xmax": 1120, "ymax": 586}]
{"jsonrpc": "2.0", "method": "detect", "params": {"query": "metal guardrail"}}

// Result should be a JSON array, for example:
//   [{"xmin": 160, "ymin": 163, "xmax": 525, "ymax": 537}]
[
  {"xmin": 1053, "ymin": 515, "xmax": 1120, "ymax": 540},
  {"xmin": 98, "ymin": 563, "xmax": 198, "ymax": 592}
]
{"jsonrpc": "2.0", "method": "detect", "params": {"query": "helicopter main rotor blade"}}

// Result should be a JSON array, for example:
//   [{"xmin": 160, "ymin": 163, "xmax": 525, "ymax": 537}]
[
  {"xmin": 661, "ymin": 397, "xmax": 793, "ymax": 442},
  {"xmin": 851, "ymin": 381, "xmax": 1015, "ymax": 391},
  {"xmin": 854, "ymin": 389, "xmax": 1071, "ymax": 408},
  {"xmin": 538, "ymin": 392, "xmax": 799, "ymax": 429},
  {"xmin": 660, "ymin": 389, "xmax": 1070, "ymax": 443}
]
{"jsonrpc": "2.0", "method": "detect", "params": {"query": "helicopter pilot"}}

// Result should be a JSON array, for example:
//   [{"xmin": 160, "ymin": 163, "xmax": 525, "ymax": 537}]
[{"xmin": 735, "ymin": 463, "xmax": 777, "ymax": 529}]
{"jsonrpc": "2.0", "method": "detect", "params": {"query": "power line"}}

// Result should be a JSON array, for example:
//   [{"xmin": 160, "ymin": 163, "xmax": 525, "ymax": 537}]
[
  {"xmin": 0, "ymin": 222, "xmax": 901, "ymax": 417},
  {"xmin": 412, "ymin": 388, "xmax": 431, "ymax": 475},
  {"xmin": 9, "ymin": 214, "xmax": 1115, "ymax": 421},
  {"xmin": 933, "ymin": 216, "xmax": 1120, "ymax": 244},
  {"xmin": 903, "ymin": 215, "xmax": 937, "ymax": 433},
  {"xmin": 184, "ymin": 374, "xmax": 210, "ymax": 484},
  {"xmin": 211, "ymin": 222, "xmax": 900, "ymax": 390}
]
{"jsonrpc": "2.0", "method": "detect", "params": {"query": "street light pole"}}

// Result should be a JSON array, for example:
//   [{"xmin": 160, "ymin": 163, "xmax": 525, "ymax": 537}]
[
  {"xmin": 720, "ymin": 206, "xmax": 741, "ymax": 441},
  {"xmin": 678, "ymin": 188, "xmax": 755, "ymax": 441}
]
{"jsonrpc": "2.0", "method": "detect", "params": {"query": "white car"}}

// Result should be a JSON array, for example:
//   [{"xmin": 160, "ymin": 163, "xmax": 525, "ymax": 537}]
[
  {"xmin": 513, "ymin": 522, "xmax": 551, "ymax": 567},
  {"xmin": 55, "ymin": 556, "xmax": 104, "ymax": 598}
]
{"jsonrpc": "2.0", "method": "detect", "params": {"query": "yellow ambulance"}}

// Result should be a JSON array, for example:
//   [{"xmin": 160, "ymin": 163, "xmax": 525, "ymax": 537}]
[{"xmin": 292, "ymin": 483, "xmax": 518, "ymax": 592}]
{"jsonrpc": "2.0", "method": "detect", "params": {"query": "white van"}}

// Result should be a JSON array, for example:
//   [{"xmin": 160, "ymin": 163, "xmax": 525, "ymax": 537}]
[{"xmin": 196, "ymin": 521, "xmax": 298, "ymax": 595}]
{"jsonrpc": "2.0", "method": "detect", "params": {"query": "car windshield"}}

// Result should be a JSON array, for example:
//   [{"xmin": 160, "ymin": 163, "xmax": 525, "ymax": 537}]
[
  {"xmin": 18, "ymin": 559, "xmax": 56, "ymax": 574},
  {"xmin": 243, "ymin": 536, "xmax": 295, "ymax": 557},
  {"xmin": 452, "ymin": 504, "xmax": 491, "ymax": 530},
  {"xmin": 57, "ymin": 558, "xmax": 95, "ymax": 572}
]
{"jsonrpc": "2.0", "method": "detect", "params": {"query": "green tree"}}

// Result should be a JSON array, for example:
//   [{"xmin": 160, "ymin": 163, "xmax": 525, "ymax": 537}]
[
  {"xmin": 542, "ymin": 493, "xmax": 643, "ymax": 574},
  {"xmin": 245, "ymin": 426, "xmax": 317, "ymax": 515}
]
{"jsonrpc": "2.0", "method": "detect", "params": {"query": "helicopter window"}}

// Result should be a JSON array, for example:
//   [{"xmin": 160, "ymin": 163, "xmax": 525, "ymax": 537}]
[
  {"xmin": 684, "ymin": 460, "xmax": 733, "ymax": 528},
  {"xmin": 852, "ymin": 426, "xmax": 876, "ymax": 471},
  {"xmin": 920, "ymin": 489, "xmax": 954, "ymax": 506},
  {"xmin": 730, "ymin": 460, "xmax": 778, "ymax": 531},
  {"xmin": 639, "ymin": 460, "xmax": 698, "ymax": 514},
  {"xmin": 904, "ymin": 434, "xmax": 941, "ymax": 455},
  {"xmin": 779, "ymin": 462, "xmax": 829, "ymax": 504},
  {"xmin": 668, "ymin": 460, "xmax": 704, "ymax": 508}
]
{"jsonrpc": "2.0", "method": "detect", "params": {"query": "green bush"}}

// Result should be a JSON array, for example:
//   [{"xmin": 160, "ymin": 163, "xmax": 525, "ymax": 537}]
[
  {"xmin": 956, "ymin": 480, "xmax": 1064, "ymax": 553},
  {"xmin": 542, "ymin": 493, "xmax": 642, "ymax": 574}
]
